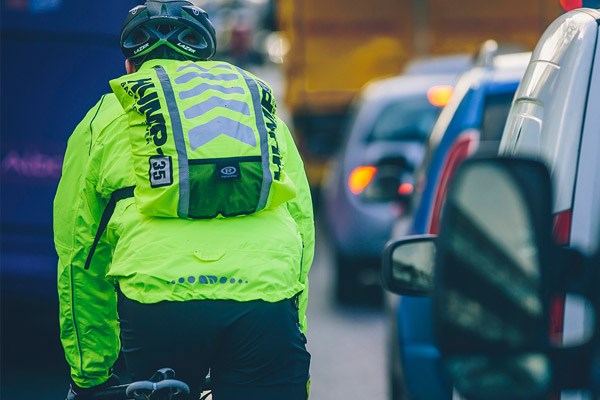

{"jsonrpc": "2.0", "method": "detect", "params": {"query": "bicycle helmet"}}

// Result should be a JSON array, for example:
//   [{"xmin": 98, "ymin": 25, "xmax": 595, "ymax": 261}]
[{"xmin": 120, "ymin": 0, "xmax": 216, "ymax": 63}]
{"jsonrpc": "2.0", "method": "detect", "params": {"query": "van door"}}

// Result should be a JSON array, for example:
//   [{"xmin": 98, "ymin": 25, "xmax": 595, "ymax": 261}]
[{"xmin": 499, "ymin": 9, "xmax": 600, "ymax": 399}]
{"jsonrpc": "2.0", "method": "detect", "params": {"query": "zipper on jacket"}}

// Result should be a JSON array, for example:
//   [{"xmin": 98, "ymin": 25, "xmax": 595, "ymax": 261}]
[{"xmin": 84, "ymin": 186, "xmax": 134, "ymax": 270}]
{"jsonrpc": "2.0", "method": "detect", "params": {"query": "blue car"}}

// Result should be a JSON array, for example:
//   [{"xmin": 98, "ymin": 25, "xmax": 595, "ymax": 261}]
[{"xmin": 386, "ymin": 45, "xmax": 532, "ymax": 400}]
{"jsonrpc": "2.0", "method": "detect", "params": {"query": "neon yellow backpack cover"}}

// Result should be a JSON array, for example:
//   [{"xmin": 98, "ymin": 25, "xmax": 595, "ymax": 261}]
[{"xmin": 110, "ymin": 60, "xmax": 296, "ymax": 219}]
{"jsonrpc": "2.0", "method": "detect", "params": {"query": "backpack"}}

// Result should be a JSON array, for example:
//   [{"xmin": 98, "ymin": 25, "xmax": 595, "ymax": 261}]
[{"xmin": 109, "ymin": 60, "xmax": 296, "ymax": 219}]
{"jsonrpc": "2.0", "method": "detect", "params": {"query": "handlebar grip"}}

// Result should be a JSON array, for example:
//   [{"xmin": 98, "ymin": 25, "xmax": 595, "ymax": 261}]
[{"xmin": 126, "ymin": 379, "xmax": 190, "ymax": 398}]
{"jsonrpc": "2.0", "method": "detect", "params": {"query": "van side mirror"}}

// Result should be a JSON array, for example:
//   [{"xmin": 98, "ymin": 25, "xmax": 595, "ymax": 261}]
[
  {"xmin": 381, "ymin": 235, "xmax": 436, "ymax": 296},
  {"xmin": 433, "ymin": 157, "xmax": 555, "ymax": 399}
]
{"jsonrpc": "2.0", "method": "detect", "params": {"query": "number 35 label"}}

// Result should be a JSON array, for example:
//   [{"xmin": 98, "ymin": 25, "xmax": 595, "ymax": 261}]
[{"xmin": 148, "ymin": 155, "xmax": 173, "ymax": 188}]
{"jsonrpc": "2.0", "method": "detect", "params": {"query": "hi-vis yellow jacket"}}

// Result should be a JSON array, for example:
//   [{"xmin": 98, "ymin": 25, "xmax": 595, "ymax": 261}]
[{"xmin": 54, "ymin": 59, "xmax": 315, "ymax": 389}]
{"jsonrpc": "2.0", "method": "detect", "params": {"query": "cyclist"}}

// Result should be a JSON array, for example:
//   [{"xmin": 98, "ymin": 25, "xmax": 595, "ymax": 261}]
[{"xmin": 55, "ymin": 1, "xmax": 314, "ymax": 399}]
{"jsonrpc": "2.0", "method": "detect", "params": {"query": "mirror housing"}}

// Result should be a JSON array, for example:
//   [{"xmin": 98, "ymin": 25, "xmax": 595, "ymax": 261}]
[
  {"xmin": 381, "ymin": 234, "xmax": 436, "ymax": 296},
  {"xmin": 433, "ymin": 157, "xmax": 556, "ymax": 399}
]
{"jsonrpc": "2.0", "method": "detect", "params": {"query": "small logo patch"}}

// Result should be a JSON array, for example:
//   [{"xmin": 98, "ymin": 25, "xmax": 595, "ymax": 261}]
[
  {"xmin": 149, "ymin": 155, "xmax": 173, "ymax": 187},
  {"xmin": 216, "ymin": 161, "xmax": 241, "ymax": 180}
]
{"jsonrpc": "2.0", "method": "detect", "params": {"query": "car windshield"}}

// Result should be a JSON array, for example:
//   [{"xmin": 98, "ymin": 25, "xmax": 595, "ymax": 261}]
[{"xmin": 367, "ymin": 99, "xmax": 440, "ymax": 142}]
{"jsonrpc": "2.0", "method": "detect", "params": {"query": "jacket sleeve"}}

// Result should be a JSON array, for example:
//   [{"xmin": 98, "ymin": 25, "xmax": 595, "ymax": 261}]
[
  {"xmin": 54, "ymin": 95, "xmax": 121, "ymax": 388},
  {"xmin": 279, "ymin": 117, "xmax": 315, "ymax": 333}
]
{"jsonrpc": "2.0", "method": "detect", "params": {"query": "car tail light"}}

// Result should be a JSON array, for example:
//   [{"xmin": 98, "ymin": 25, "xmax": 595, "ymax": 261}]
[
  {"xmin": 552, "ymin": 209, "xmax": 572, "ymax": 246},
  {"xmin": 560, "ymin": 0, "xmax": 582, "ymax": 10},
  {"xmin": 428, "ymin": 129, "xmax": 480, "ymax": 234},
  {"xmin": 549, "ymin": 295, "xmax": 565, "ymax": 342},
  {"xmin": 548, "ymin": 209, "xmax": 571, "ymax": 346},
  {"xmin": 348, "ymin": 166, "xmax": 377, "ymax": 195},
  {"xmin": 397, "ymin": 182, "xmax": 414, "ymax": 196},
  {"xmin": 427, "ymin": 85, "xmax": 454, "ymax": 107},
  {"xmin": 560, "ymin": 0, "xmax": 600, "ymax": 10}
]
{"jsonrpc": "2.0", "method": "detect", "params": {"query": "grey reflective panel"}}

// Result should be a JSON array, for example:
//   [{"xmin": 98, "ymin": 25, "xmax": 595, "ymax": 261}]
[
  {"xmin": 176, "ymin": 62, "xmax": 234, "ymax": 73},
  {"xmin": 155, "ymin": 67, "xmax": 190, "ymax": 218},
  {"xmin": 175, "ymin": 71, "xmax": 239, "ymax": 84},
  {"xmin": 179, "ymin": 83, "xmax": 245, "ymax": 99},
  {"xmin": 183, "ymin": 97, "xmax": 251, "ymax": 119},
  {"xmin": 188, "ymin": 117, "xmax": 256, "ymax": 149}
]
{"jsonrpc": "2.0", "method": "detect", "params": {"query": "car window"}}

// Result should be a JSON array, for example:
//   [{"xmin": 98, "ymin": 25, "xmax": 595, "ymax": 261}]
[
  {"xmin": 368, "ymin": 99, "xmax": 440, "ymax": 142},
  {"xmin": 480, "ymin": 92, "xmax": 515, "ymax": 142}
]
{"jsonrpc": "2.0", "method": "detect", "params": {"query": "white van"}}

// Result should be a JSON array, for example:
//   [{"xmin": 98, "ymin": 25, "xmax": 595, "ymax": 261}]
[{"xmin": 499, "ymin": 7, "xmax": 600, "ymax": 399}]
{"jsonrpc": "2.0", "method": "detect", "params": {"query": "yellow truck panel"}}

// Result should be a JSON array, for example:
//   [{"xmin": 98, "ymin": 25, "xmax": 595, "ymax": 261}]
[
  {"xmin": 280, "ymin": 0, "xmax": 413, "ymax": 114},
  {"xmin": 427, "ymin": 0, "xmax": 562, "ymax": 54},
  {"xmin": 278, "ymin": 0, "xmax": 563, "ymax": 188}
]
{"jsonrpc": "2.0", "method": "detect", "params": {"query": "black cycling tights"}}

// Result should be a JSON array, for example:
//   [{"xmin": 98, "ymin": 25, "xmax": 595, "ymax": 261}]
[{"xmin": 117, "ymin": 292, "xmax": 311, "ymax": 400}]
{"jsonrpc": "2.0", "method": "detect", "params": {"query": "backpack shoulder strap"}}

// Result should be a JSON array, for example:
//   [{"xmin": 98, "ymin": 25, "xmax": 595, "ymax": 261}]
[{"xmin": 84, "ymin": 186, "xmax": 135, "ymax": 270}]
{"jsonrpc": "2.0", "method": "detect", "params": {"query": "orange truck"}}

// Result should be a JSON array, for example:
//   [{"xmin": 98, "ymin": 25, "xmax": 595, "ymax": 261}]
[{"xmin": 277, "ymin": 0, "xmax": 562, "ymax": 188}]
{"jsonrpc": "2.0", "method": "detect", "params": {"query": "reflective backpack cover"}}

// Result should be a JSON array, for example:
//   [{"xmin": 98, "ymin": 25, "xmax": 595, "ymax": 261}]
[{"xmin": 109, "ymin": 60, "xmax": 296, "ymax": 219}]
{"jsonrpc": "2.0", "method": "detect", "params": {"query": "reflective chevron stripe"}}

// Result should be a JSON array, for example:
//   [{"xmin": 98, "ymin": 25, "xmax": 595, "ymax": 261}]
[
  {"xmin": 179, "ymin": 83, "xmax": 245, "ymax": 99},
  {"xmin": 183, "ymin": 97, "xmax": 251, "ymax": 119},
  {"xmin": 188, "ymin": 116, "xmax": 256, "ymax": 149}
]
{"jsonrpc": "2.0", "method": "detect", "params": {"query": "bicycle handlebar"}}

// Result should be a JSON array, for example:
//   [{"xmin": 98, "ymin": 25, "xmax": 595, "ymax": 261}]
[
  {"xmin": 88, "ymin": 369, "xmax": 192, "ymax": 400},
  {"xmin": 126, "ymin": 379, "xmax": 190, "ymax": 398}
]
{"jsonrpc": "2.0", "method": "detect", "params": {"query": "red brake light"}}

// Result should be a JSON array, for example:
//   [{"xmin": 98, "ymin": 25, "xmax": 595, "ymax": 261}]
[
  {"xmin": 560, "ymin": 0, "xmax": 583, "ymax": 11},
  {"xmin": 428, "ymin": 129, "xmax": 480, "ymax": 234},
  {"xmin": 548, "ymin": 210, "xmax": 571, "ymax": 350},
  {"xmin": 398, "ymin": 182, "xmax": 414, "ymax": 196},
  {"xmin": 549, "ymin": 294, "xmax": 566, "ymax": 343},
  {"xmin": 348, "ymin": 166, "xmax": 377, "ymax": 195},
  {"xmin": 552, "ymin": 209, "xmax": 572, "ymax": 246}
]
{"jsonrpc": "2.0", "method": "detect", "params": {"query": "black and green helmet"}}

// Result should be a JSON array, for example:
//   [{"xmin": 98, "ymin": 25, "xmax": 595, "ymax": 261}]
[{"xmin": 120, "ymin": 0, "xmax": 217, "ymax": 62}]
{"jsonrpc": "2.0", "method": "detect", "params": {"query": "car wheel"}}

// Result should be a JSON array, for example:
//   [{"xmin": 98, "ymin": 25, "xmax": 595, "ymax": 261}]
[
  {"xmin": 334, "ymin": 252, "xmax": 360, "ymax": 305},
  {"xmin": 334, "ymin": 252, "xmax": 383, "ymax": 306}
]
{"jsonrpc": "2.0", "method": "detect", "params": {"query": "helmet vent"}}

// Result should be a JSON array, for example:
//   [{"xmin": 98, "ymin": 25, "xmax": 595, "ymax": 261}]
[{"xmin": 120, "ymin": 0, "xmax": 217, "ymax": 61}]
